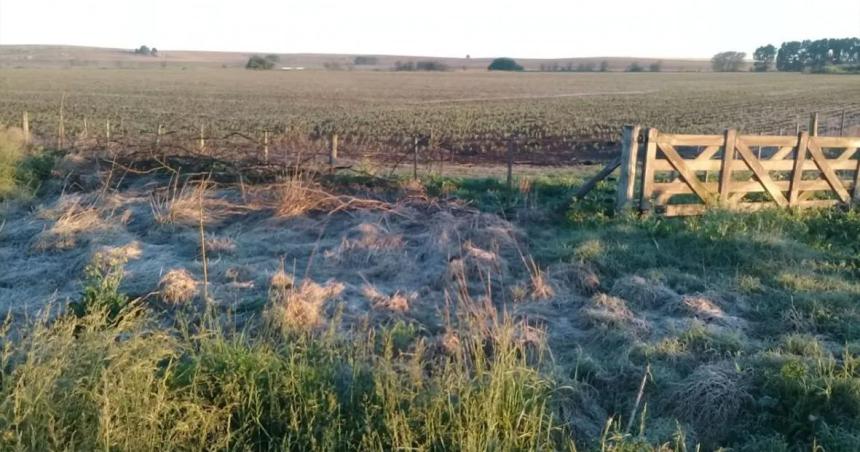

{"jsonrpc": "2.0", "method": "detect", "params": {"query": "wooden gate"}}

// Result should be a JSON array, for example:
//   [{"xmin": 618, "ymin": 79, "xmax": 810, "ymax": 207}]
[{"xmin": 613, "ymin": 126, "xmax": 860, "ymax": 216}]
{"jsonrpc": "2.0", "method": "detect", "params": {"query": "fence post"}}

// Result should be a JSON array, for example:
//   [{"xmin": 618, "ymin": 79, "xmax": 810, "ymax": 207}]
[
  {"xmin": 105, "ymin": 120, "xmax": 111, "ymax": 150},
  {"xmin": 810, "ymin": 113, "xmax": 819, "ymax": 137},
  {"xmin": 82, "ymin": 117, "xmax": 88, "ymax": 139},
  {"xmin": 57, "ymin": 94, "xmax": 65, "ymax": 149},
  {"xmin": 22, "ymin": 111, "xmax": 29, "ymax": 144},
  {"xmin": 853, "ymin": 153, "xmax": 860, "ymax": 205},
  {"xmin": 155, "ymin": 124, "xmax": 162, "ymax": 149},
  {"xmin": 506, "ymin": 138, "xmax": 515, "ymax": 190},
  {"xmin": 841, "ymin": 110, "xmax": 846, "ymax": 137},
  {"xmin": 263, "ymin": 130, "xmax": 269, "ymax": 164},
  {"xmin": 198, "ymin": 124, "xmax": 206, "ymax": 152},
  {"xmin": 639, "ymin": 128, "xmax": 658, "ymax": 213},
  {"xmin": 789, "ymin": 132, "xmax": 810, "ymax": 207},
  {"xmin": 616, "ymin": 125, "xmax": 641, "ymax": 210},
  {"xmin": 719, "ymin": 129, "xmax": 737, "ymax": 206},
  {"xmin": 329, "ymin": 133, "xmax": 338, "ymax": 172},
  {"xmin": 413, "ymin": 136, "xmax": 419, "ymax": 180}
]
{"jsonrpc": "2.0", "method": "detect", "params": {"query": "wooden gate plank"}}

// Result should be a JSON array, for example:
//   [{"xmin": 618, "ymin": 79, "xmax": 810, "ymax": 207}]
[
  {"xmin": 789, "ymin": 132, "xmax": 809, "ymax": 207},
  {"xmin": 719, "ymin": 129, "xmax": 737, "ymax": 206},
  {"xmin": 771, "ymin": 146, "xmax": 795, "ymax": 160},
  {"xmin": 837, "ymin": 147, "xmax": 858, "ymax": 160},
  {"xmin": 575, "ymin": 156, "xmax": 621, "ymax": 200},
  {"xmin": 734, "ymin": 141, "xmax": 789, "ymax": 207},
  {"xmin": 807, "ymin": 141, "xmax": 851, "ymax": 203},
  {"xmin": 659, "ymin": 143, "xmax": 715, "ymax": 204}
]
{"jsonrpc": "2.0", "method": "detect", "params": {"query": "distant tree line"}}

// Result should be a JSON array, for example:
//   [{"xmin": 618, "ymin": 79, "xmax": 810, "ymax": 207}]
[
  {"xmin": 353, "ymin": 56, "xmax": 378, "ymax": 66},
  {"xmin": 774, "ymin": 38, "xmax": 859, "ymax": 73},
  {"xmin": 394, "ymin": 61, "xmax": 449, "ymax": 71},
  {"xmin": 539, "ymin": 61, "xmax": 614, "ymax": 72},
  {"xmin": 133, "ymin": 45, "xmax": 158, "ymax": 57}
]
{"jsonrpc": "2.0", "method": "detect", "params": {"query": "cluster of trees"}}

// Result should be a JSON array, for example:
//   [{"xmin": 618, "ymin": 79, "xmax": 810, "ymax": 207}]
[
  {"xmin": 711, "ymin": 51, "xmax": 747, "ymax": 72},
  {"xmin": 750, "ymin": 38, "xmax": 859, "ymax": 73},
  {"xmin": 394, "ymin": 61, "xmax": 449, "ymax": 71},
  {"xmin": 133, "ymin": 45, "xmax": 158, "ymax": 56},
  {"xmin": 772, "ymin": 38, "xmax": 860, "ymax": 72},
  {"xmin": 488, "ymin": 58, "xmax": 523, "ymax": 71},
  {"xmin": 245, "ymin": 54, "xmax": 279, "ymax": 70}
]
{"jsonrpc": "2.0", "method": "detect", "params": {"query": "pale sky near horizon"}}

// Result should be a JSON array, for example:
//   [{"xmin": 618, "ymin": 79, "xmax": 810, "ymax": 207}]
[{"xmin": 0, "ymin": 0, "xmax": 857, "ymax": 59}]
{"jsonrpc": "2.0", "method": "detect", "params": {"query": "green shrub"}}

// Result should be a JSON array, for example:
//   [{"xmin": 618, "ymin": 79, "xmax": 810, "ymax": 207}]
[
  {"xmin": 0, "ymin": 127, "xmax": 55, "ymax": 199},
  {"xmin": 70, "ymin": 253, "xmax": 130, "ymax": 321},
  {"xmin": 0, "ymin": 127, "xmax": 26, "ymax": 197}
]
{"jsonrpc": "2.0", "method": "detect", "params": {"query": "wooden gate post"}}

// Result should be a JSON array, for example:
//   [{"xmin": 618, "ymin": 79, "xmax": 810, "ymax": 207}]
[
  {"xmin": 840, "ymin": 110, "xmax": 846, "ymax": 137},
  {"xmin": 638, "ymin": 128, "xmax": 659, "ymax": 213},
  {"xmin": 719, "ymin": 129, "xmax": 737, "ymax": 206},
  {"xmin": 616, "ymin": 125, "xmax": 641, "ymax": 210}
]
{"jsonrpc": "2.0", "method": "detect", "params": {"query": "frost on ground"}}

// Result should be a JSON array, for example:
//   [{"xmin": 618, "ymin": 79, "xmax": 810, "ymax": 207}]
[
  {"xmin": 0, "ymin": 176, "xmax": 530, "ymax": 331},
  {"xmin": 0, "ymin": 173, "xmax": 751, "ymax": 343}
]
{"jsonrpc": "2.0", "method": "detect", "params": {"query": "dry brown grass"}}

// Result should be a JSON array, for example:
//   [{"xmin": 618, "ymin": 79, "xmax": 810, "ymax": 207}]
[
  {"xmin": 266, "ymin": 272, "xmax": 345, "ymax": 332},
  {"xmin": 362, "ymin": 284, "xmax": 410, "ymax": 313},
  {"xmin": 149, "ymin": 181, "xmax": 232, "ymax": 227},
  {"xmin": 158, "ymin": 268, "xmax": 198, "ymax": 305},
  {"xmin": 523, "ymin": 256, "xmax": 555, "ymax": 301},
  {"xmin": 33, "ymin": 196, "xmax": 111, "ymax": 251},
  {"xmin": 274, "ymin": 177, "xmax": 328, "ymax": 218}
]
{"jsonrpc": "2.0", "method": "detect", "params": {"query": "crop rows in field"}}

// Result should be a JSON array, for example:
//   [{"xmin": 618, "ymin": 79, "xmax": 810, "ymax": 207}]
[{"xmin": 1, "ymin": 69, "xmax": 859, "ymax": 160}]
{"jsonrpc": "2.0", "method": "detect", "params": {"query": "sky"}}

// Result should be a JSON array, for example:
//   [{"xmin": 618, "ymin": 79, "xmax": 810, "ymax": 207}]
[{"xmin": 0, "ymin": 0, "xmax": 858, "ymax": 59}]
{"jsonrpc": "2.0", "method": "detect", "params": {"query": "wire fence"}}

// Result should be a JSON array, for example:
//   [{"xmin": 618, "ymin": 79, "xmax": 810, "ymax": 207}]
[{"xmin": 13, "ymin": 108, "xmax": 860, "ymax": 182}]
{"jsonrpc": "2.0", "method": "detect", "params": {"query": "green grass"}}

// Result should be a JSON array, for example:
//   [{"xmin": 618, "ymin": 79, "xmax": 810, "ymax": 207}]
[{"xmin": 0, "ymin": 257, "xmax": 574, "ymax": 451}]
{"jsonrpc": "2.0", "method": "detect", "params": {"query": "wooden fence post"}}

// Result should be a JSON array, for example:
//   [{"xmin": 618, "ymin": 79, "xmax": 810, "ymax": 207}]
[
  {"xmin": 22, "ymin": 111, "xmax": 29, "ymax": 144},
  {"xmin": 413, "ymin": 136, "xmax": 419, "ymax": 180},
  {"xmin": 616, "ymin": 125, "xmax": 641, "ymax": 210},
  {"xmin": 841, "ymin": 110, "xmax": 846, "ymax": 137},
  {"xmin": 57, "ymin": 94, "xmax": 65, "ymax": 149},
  {"xmin": 329, "ymin": 133, "xmax": 338, "ymax": 172},
  {"xmin": 789, "ymin": 132, "xmax": 810, "ymax": 207},
  {"xmin": 82, "ymin": 117, "xmax": 88, "ymax": 139},
  {"xmin": 198, "ymin": 124, "xmax": 206, "ymax": 152},
  {"xmin": 105, "ymin": 120, "xmax": 111, "ymax": 150},
  {"xmin": 155, "ymin": 124, "xmax": 163, "ymax": 149},
  {"xmin": 719, "ymin": 129, "xmax": 737, "ymax": 206},
  {"xmin": 263, "ymin": 130, "xmax": 269, "ymax": 164},
  {"xmin": 810, "ymin": 113, "xmax": 819, "ymax": 137},
  {"xmin": 506, "ymin": 138, "xmax": 515, "ymax": 190},
  {"xmin": 639, "ymin": 128, "xmax": 658, "ymax": 212}
]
